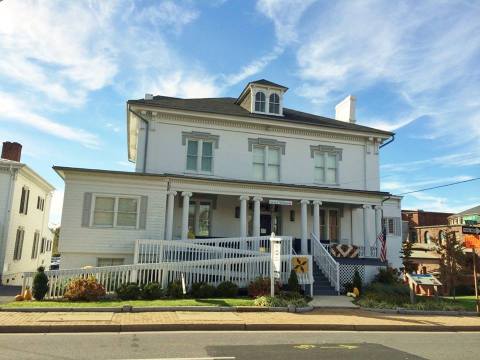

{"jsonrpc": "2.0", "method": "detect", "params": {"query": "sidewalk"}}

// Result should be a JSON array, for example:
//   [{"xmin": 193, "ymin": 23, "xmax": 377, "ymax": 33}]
[{"xmin": 1, "ymin": 308, "xmax": 480, "ymax": 333}]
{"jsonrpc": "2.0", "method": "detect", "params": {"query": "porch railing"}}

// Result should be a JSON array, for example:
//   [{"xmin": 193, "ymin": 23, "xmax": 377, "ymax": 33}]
[
  {"xmin": 323, "ymin": 243, "xmax": 379, "ymax": 258},
  {"xmin": 190, "ymin": 236, "xmax": 293, "ymax": 255},
  {"xmin": 311, "ymin": 232, "xmax": 340, "ymax": 294},
  {"xmin": 22, "ymin": 254, "xmax": 313, "ymax": 300}
]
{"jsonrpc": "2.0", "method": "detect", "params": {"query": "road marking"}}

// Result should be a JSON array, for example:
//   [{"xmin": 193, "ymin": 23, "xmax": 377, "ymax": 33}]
[
  {"xmin": 116, "ymin": 358, "xmax": 235, "ymax": 360},
  {"xmin": 293, "ymin": 344, "xmax": 358, "ymax": 350}
]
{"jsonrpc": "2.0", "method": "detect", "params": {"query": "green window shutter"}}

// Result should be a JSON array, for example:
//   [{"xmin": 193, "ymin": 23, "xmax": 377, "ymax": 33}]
[
  {"xmin": 81, "ymin": 193, "xmax": 93, "ymax": 227},
  {"xmin": 139, "ymin": 196, "xmax": 148, "ymax": 229}
]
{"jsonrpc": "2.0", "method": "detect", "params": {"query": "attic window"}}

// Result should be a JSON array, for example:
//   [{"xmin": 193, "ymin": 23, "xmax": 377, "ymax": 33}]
[
  {"xmin": 255, "ymin": 92, "xmax": 266, "ymax": 112},
  {"xmin": 269, "ymin": 93, "xmax": 280, "ymax": 114}
]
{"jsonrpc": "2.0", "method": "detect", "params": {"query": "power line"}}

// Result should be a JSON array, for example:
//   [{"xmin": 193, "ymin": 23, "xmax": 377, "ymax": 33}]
[{"xmin": 398, "ymin": 177, "xmax": 480, "ymax": 196}]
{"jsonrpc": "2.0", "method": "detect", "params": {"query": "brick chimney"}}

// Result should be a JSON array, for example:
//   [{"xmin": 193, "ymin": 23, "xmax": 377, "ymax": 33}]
[{"xmin": 1, "ymin": 142, "xmax": 22, "ymax": 162}]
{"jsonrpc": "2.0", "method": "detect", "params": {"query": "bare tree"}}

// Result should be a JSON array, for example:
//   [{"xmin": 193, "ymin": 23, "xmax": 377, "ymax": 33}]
[{"xmin": 435, "ymin": 231, "xmax": 466, "ymax": 298}]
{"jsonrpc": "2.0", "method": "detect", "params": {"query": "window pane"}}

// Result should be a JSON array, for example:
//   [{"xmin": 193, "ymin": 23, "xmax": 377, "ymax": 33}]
[
  {"xmin": 188, "ymin": 202, "xmax": 195, "ymax": 233},
  {"xmin": 198, "ymin": 203, "xmax": 210, "ymax": 236},
  {"xmin": 187, "ymin": 140, "xmax": 198, "ymax": 155},
  {"xmin": 94, "ymin": 211, "xmax": 114, "ymax": 226},
  {"xmin": 255, "ymin": 92, "xmax": 266, "ymax": 112},
  {"xmin": 118, "ymin": 198, "xmax": 137, "ymax": 212},
  {"xmin": 253, "ymin": 163, "xmax": 264, "ymax": 180},
  {"xmin": 326, "ymin": 154, "xmax": 336, "ymax": 168},
  {"xmin": 314, "ymin": 168, "xmax": 324, "ymax": 182},
  {"xmin": 253, "ymin": 147, "xmax": 264, "ymax": 162},
  {"xmin": 201, "ymin": 157, "xmax": 212, "ymax": 172},
  {"xmin": 202, "ymin": 142, "xmax": 212, "ymax": 156},
  {"xmin": 268, "ymin": 148, "xmax": 280, "ymax": 165},
  {"xmin": 117, "ymin": 213, "xmax": 137, "ymax": 227},
  {"xmin": 267, "ymin": 165, "xmax": 280, "ymax": 181},
  {"xmin": 314, "ymin": 152, "xmax": 324, "ymax": 167},
  {"xmin": 187, "ymin": 155, "xmax": 197, "ymax": 170},
  {"xmin": 326, "ymin": 169, "xmax": 336, "ymax": 183},
  {"xmin": 95, "ymin": 197, "xmax": 115, "ymax": 211}
]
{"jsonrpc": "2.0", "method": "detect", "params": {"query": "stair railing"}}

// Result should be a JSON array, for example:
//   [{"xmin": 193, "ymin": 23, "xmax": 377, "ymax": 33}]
[{"xmin": 311, "ymin": 232, "xmax": 340, "ymax": 294}]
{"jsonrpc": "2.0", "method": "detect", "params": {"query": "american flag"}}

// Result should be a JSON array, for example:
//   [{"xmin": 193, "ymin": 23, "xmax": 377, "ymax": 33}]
[{"xmin": 378, "ymin": 228, "xmax": 387, "ymax": 262}]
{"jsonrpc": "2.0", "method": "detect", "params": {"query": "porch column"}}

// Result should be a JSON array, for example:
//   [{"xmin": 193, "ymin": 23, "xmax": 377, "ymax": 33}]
[
  {"xmin": 239, "ymin": 195, "xmax": 250, "ymax": 237},
  {"xmin": 300, "ymin": 199, "xmax": 310, "ymax": 255},
  {"xmin": 312, "ymin": 200, "xmax": 322, "ymax": 239},
  {"xmin": 165, "ymin": 190, "xmax": 177, "ymax": 240},
  {"xmin": 181, "ymin": 192, "xmax": 192, "ymax": 240},
  {"xmin": 252, "ymin": 196, "xmax": 263, "ymax": 237},
  {"xmin": 374, "ymin": 205, "xmax": 383, "ymax": 256},
  {"xmin": 362, "ymin": 204, "xmax": 371, "ymax": 256}
]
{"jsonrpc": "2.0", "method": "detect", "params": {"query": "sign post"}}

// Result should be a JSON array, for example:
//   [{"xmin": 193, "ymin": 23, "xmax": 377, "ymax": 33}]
[
  {"xmin": 462, "ymin": 226, "xmax": 480, "ymax": 314},
  {"xmin": 270, "ymin": 232, "xmax": 282, "ymax": 297}
]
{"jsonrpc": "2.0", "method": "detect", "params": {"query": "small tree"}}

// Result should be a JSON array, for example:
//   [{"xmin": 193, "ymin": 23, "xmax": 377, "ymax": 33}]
[
  {"xmin": 435, "ymin": 231, "xmax": 466, "ymax": 298},
  {"xmin": 287, "ymin": 270, "xmax": 300, "ymax": 293},
  {"xmin": 400, "ymin": 240, "xmax": 417, "ymax": 274},
  {"xmin": 32, "ymin": 266, "xmax": 49, "ymax": 301}
]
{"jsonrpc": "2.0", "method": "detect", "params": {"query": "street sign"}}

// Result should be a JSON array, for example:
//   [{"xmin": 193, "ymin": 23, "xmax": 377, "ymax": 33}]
[
  {"xmin": 462, "ymin": 226, "xmax": 480, "ymax": 235},
  {"xmin": 270, "ymin": 233, "xmax": 282, "ymax": 297},
  {"xmin": 269, "ymin": 199, "xmax": 292, "ymax": 206}
]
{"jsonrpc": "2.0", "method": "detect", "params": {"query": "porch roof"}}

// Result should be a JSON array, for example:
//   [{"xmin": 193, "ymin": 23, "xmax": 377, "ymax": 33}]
[{"xmin": 53, "ymin": 165, "xmax": 392, "ymax": 198}]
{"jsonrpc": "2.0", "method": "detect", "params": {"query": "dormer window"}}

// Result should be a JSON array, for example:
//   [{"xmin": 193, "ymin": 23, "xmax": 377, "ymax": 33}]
[
  {"xmin": 255, "ymin": 91, "xmax": 266, "ymax": 112},
  {"xmin": 269, "ymin": 93, "xmax": 280, "ymax": 114}
]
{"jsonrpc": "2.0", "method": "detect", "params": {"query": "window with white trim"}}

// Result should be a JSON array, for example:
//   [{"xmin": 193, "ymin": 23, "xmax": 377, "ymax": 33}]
[
  {"xmin": 186, "ymin": 139, "xmax": 213, "ymax": 173},
  {"xmin": 383, "ymin": 217, "xmax": 401, "ymax": 236},
  {"xmin": 269, "ymin": 93, "xmax": 280, "ymax": 114},
  {"xmin": 253, "ymin": 145, "xmax": 280, "ymax": 182},
  {"xmin": 255, "ymin": 91, "xmax": 266, "ymax": 112},
  {"xmin": 92, "ymin": 195, "xmax": 139, "ymax": 228},
  {"xmin": 40, "ymin": 237, "xmax": 46, "ymax": 254},
  {"xmin": 31, "ymin": 231, "xmax": 39, "ymax": 259},
  {"xmin": 13, "ymin": 227, "xmax": 24, "ymax": 260},
  {"xmin": 19, "ymin": 186, "xmax": 29, "ymax": 214},
  {"xmin": 314, "ymin": 151, "xmax": 338, "ymax": 184}
]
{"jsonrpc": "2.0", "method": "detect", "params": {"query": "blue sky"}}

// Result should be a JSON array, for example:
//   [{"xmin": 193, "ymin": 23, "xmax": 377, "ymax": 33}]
[{"xmin": 1, "ymin": 0, "xmax": 479, "ymax": 225}]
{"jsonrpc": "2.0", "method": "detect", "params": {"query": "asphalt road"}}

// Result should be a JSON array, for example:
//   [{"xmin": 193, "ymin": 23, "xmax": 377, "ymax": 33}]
[{"xmin": 0, "ymin": 331, "xmax": 479, "ymax": 360}]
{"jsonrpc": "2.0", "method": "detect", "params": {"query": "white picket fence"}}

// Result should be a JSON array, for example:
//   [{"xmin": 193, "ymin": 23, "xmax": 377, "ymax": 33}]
[
  {"xmin": 22, "ymin": 254, "xmax": 313, "ymax": 299},
  {"xmin": 22, "ymin": 236, "xmax": 312, "ymax": 299}
]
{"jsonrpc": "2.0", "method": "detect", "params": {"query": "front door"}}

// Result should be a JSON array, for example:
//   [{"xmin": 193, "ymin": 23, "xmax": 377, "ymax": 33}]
[{"xmin": 260, "ymin": 214, "xmax": 272, "ymax": 236}]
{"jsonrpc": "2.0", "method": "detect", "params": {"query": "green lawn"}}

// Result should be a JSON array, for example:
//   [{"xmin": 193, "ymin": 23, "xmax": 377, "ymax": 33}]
[
  {"xmin": 444, "ymin": 296, "xmax": 479, "ymax": 311},
  {"xmin": 2, "ymin": 298, "xmax": 255, "ymax": 308}
]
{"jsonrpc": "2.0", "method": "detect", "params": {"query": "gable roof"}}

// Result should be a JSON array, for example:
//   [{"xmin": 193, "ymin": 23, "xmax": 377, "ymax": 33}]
[
  {"xmin": 248, "ymin": 79, "xmax": 288, "ymax": 90},
  {"xmin": 449, "ymin": 205, "xmax": 480, "ymax": 218},
  {"xmin": 127, "ymin": 96, "xmax": 393, "ymax": 137}
]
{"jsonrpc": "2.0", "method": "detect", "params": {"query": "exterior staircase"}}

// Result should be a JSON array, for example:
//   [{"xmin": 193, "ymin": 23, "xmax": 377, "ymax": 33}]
[{"xmin": 312, "ymin": 263, "xmax": 337, "ymax": 295}]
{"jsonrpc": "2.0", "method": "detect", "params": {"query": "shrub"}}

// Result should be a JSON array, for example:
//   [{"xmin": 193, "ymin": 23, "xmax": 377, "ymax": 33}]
[
  {"xmin": 115, "ymin": 283, "xmax": 141, "ymax": 300},
  {"xmin": 352, "ymin": 269, "xmax": 362, "ymax": 292},
  {"xmin": 278, "ymin": 290, "xmax": 302, "ymax": 301},
  {"xmin": 216, "ymin": 281, "xmax": 239, "ymax": 297},
  {"xmin": 373, "ymin": 267, "xmax": 401, "ymax": 285},
  {"xmin": 32, "ymin": 266, "xmax": 49, "ymax": 301},
  {"xmin": 343, "ymin": 282, "xmax": 354, "ymax": 293},
  {"xmin": 361, "ymin": 283, "xmax": 410, "ymax": 306},
  {"xmin": 254, "ymin": 296, "xmax": 287, "ymax": 307},
  {"xmin": 64, "ymin": 277, "xmax": 106, "ymax": 301},
  {"xmin": 248, "ymin": 277, "xmax": 279, "ymax": 298},
  {"xmin": 287, "ymin": 270, "xmax": 300, "ymax": 293},
  {"xmin": 167, "ymin": 280, "xmax": 184, "ymax": 299},
  {"xmin": 190, "ymin": 282, "xmax": 216, "ymax": 298},
  {"xmin": 141, "ymin": 283, "xmax": 165, "ymax": 300}
]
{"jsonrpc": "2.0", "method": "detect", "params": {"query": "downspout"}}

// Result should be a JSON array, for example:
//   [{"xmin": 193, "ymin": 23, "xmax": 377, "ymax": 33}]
[
  {"xmin": 128, "ymin": 108, "xmax": 150, "ymax": 173},
  {"xmin": 0, "ymin": 165, "xmax": 17, "ymax": 283},
  {"xmin": 379, "ymin": 134, "xmax": 395, "ymax": 148}
]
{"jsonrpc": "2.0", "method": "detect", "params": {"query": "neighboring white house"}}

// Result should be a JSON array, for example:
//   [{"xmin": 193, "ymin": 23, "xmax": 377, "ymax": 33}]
[
  {"xmin": 56, "ymin": 79, "xmax": 402, "ymax": 279},
  {"xmin": 0, "ymin": 142, "xmax": 55, "ymax": 285}
]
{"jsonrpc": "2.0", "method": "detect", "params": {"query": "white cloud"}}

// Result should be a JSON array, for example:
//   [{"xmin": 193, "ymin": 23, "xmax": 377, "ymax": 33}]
[{"xmin": 0, "ymin": 92, "xmax": 100, "ymax": 148}]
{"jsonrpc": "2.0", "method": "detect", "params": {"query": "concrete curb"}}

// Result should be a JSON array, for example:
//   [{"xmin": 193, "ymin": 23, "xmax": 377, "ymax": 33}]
[
  {"xmin": 0, "ymin": 305, "xmax": 313, "ymax": 313},
  {"xmin": 1, "ymin": 322, "xmax": 480, "ymax": 333},
  {"xmin": 362, "ymin": 307, "xmax": 479, "ymax": 317}
]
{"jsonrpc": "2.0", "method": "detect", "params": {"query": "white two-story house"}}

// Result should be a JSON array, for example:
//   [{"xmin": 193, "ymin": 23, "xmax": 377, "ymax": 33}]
[
  {"xmin": 0, "ymin": 142, "xmax": 54, "ymax": 285},
  {"xmin": 55, "ymin": 79, "xmax": 402, "ymax": 291}
]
